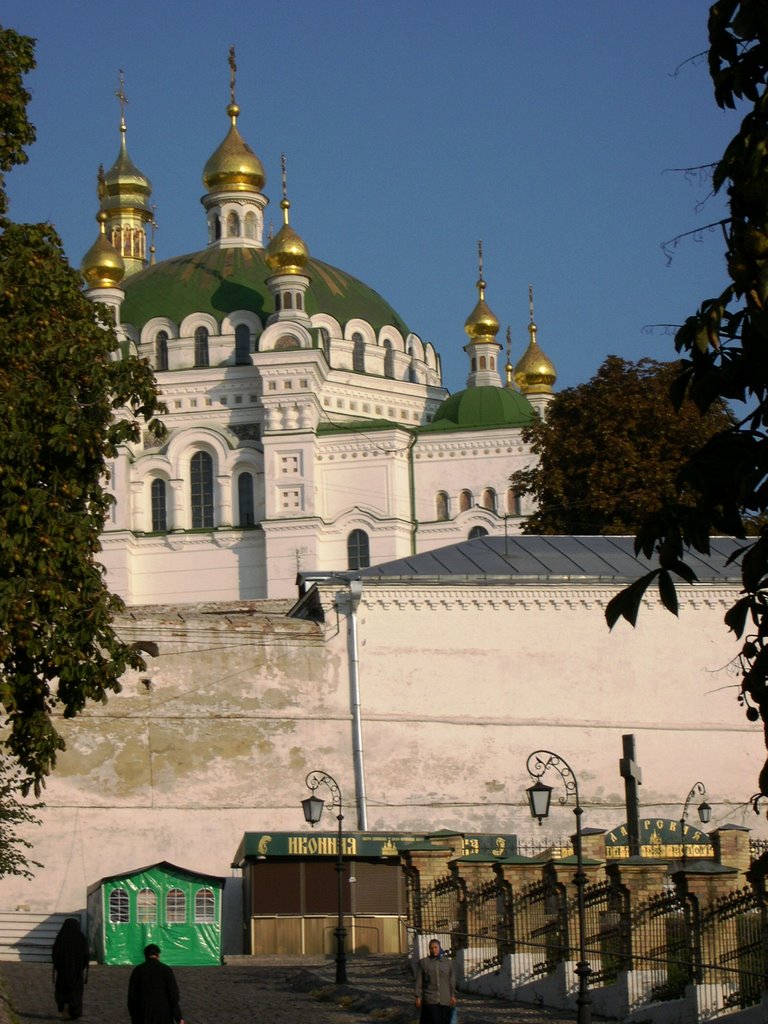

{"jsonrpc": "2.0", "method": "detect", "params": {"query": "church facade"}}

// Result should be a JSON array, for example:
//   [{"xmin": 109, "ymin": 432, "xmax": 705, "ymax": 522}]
[{"xmin": 80, "ymin": 66, "xmax": 557, "ymax": 602}]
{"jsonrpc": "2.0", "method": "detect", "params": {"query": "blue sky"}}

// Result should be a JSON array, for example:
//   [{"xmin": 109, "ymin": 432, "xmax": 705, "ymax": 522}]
[{"xmin": 3, "ymin": 0, "xmax": 740, "ymax": 394}]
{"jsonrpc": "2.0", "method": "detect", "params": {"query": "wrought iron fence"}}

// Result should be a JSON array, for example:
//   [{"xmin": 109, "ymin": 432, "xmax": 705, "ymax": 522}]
[
  {"xmin": 408, "ymin": 872, "xmax": 465, "ymax": 956},
  {"xmin": 409, "ymin": 869, "xmax": 768, "ymax": 1014},
  {"xmin": 579, "ymin": 878, "xmax": 630, "ymax": 986},
  {"xmin": 460, "ymin": 876, "xmax": 513, "ymax": 978},
  {"xmin": 699, "ymin": 885, "xmax": 767, "ymax": 1012},
  {"xmin": 625, "ymin": 889, "xmax": 697, "ymax": 1009}
]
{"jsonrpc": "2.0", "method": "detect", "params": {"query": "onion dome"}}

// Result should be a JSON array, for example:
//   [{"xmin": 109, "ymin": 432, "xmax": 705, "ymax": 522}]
[
  {"xmin": 102, "ymin": 120, "xmax": 152, "ymax": 217},
  {"xmin": 81, "ymin": 211, "xmax": 125, "ymax": 288},
  {"xmin": 266, "ymin": 159, "xmax": 308, "ymax": 274},
  {"xmin": 464, "ymin": 277, "xmax": 500, "ymax": 344},
  {"xmin": 203, "ymin": 102, "xmax": 265, "ymax": 193},
  {"xmin": 514, "ymin": 292, "xmax": 556, "ymax": 394}
]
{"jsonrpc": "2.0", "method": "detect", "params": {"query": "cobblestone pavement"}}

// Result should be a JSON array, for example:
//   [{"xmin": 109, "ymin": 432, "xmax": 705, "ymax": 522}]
[{"xmin": 0, "ymin": 956, "xmax": 583, "ymax": 1024}]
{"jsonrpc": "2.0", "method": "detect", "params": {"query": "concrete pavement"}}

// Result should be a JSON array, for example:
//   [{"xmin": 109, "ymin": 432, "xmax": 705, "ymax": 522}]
[{"xmin": 0, "ymin": 956, "xmax": 583, "ymax": 1024}]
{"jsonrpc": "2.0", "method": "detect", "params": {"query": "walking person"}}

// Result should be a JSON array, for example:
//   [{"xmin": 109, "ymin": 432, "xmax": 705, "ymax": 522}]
[
  {"xmin": 128, "ymin": 944, "xmax": 185, "ymax": 1024},
  {"xmin": 52, "ymin": 917, "xmax": 90, "ymax": 1020},
  {"xmin": 415, "ymin": 938, "xmax": 456, "ymax": 1023}
]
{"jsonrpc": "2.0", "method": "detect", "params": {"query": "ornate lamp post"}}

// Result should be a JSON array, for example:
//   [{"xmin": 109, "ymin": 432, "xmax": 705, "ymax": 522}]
[
  {"xmin": 302, "ymin": 769, "xmax": 347, "ymax": 984},
  {"xmin": 680, "ymin": 781, "xmax": 711, "ymax": 864},
  {"xmin": 526, "ymin": 750, "xmax": 591, "ymax": 1024}
]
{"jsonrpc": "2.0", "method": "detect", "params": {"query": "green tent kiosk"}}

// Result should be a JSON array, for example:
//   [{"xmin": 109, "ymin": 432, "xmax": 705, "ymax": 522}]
[{"xmin": 87, "ymin": 862, "xmax": 225, "ymax": 965}]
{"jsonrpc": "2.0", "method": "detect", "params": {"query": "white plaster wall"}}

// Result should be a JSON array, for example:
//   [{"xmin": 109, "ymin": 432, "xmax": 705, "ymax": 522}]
[
  {"xmin": 318, "ymin": 581, "xmax": 766, "ymax": 839},
  {"xmin": 0, "ymin": 579, "xmax": 765, "ymax": 922}
]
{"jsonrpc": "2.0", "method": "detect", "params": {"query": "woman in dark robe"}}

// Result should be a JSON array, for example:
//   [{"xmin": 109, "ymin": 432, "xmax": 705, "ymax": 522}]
[{"xmin": 52, "ymin": 918, "xmax": 90, "ymax": 1019}]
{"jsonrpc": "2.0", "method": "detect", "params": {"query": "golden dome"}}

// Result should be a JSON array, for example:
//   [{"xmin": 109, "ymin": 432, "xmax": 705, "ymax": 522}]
[
  {"xmin": 514, "ymin": 321, "xmax": 557, "ymax": 394},
  {"xmin": 464, "ymin": 278, "xmax": 500, "ymax": 345},
  {"xmin": 203, "ymin": 103, "xmax": 265, "ymax": 193},
  {"xmin": 81, "ymin": 211, "xmax": 125, "ymax": 288},
  {"xmin": 266, "ymin": 198, "xmax": 308, "ymax": 274},
  {"xmin": 103, "ymin": 128, "xmax": 153, "ymax": 214}
]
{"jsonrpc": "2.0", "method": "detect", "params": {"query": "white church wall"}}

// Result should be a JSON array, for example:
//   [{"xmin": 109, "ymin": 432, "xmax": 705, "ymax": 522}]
[{"xmin": 0, "ymin": 572, "xmax": 764, "ymax": 920}]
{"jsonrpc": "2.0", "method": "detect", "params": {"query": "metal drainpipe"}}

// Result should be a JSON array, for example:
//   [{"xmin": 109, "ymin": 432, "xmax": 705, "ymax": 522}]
[
  {"xmin": 408, "ymin": 431, "xmax": 417, "ymax": 556},
  {"xmin": 345, "ymin": 579, "xmax": 367, "ymax": 830}
]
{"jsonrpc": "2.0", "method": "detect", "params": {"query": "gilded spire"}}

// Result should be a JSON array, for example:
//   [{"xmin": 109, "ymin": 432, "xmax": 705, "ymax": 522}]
[
  {"xmin": 203, "ymin": 47, "xmax": 265, "ymax": 193},
  {"xmin": 81, "ymin": 165, "xmax": 125, "ymax": 288},
  {"xmin": 504, "ymin": 326, "xmax": 516, "ymax": 389},
  {"xmin": 265, "ymin": 152, "xmax": 309, "ymax": 274},
  {"xmin": 514, "ymin": 285, "xmax": 557, "ymax": 394},
  {"xmin": 464, "ymin": 239, "xmax": 500, "ymax": 344},
  {"xmin": 116, "ymin": 69, "xmax": 128, "ymax": 131}
]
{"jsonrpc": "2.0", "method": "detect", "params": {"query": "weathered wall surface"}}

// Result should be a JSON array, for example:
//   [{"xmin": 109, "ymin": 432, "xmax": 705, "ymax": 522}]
[
  {"xmin": 314, "ymin": 580, "xmax": 765, "ymax": 839},
  {"xmin": 1, "ymin": 581, "xmax": 765, "ymax": 926}
]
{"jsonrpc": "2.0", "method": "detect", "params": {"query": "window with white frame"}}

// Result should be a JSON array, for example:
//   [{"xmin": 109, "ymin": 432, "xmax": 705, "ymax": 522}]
[
  {"xmin": 166, "ymin": 888, "xmax": 186, "ymax": 924},
  {"xmin": 151, "ymin": 478, "xmax": 167, "ymax": 532},
  {"xmin": 190, "ymin": 451, "xmax": 214, "ymax": 528}
]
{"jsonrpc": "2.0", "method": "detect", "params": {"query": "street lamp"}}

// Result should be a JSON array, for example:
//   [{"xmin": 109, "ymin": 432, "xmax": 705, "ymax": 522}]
[
  {"xmin": 526, "ymin": 750, "xmax": 591, "ymax": 1024},
  {"xmin": 680, "ymin": 781, "xmax": 711, "ymax": 864},
  {"xmin": 302, "ymin": 769, "xmax": 347, "ymax": 984}
]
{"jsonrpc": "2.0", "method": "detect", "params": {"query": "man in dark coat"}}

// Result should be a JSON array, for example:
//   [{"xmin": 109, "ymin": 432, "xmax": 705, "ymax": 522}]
[
  {"xmin": 52, "ymin": 917, "xmax": 90, "ymax": 1019},
  {"xmin": 127, "ymin": 945, "xmax": 185, "ymax": 1024}
]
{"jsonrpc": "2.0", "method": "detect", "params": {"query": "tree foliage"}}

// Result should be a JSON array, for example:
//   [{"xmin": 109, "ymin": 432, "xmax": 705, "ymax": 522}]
[
  {"xmin": 0, "ymin": 754, "xmax": 41, "ymax": 878},
  {"xmin": 512, "ymin": 356, "xmax": 734, "ymax": 535},
  {"xmin": 0, "ymin": 27, "xmax": 164, "ymax": 793},
  {"xmin": 605, "ymin": 0, "xmax": 768, "ymax": 801}
]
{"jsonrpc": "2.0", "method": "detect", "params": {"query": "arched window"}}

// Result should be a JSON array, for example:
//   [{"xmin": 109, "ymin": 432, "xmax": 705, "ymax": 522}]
[
  {"xmin": 283, "ymin": 293, "xmax": 293, "ymax": 310},
  {"xmin": 471, "ymin": 357, "xmax": 477, "ymax": 371},
  {"xmin": 275, "ymin": 293, "xmax": 282, "ymax": 312},
  {"xmin": 347, "ymin": 529, "xmax": 370, "ymax": 570},
  {"xmin": 194, "ymin": 326, "xmax": 209, "ymax": 368},
  {"xmin": 244, "ymin": 212, "xmax": 257, "ymax": 239},
  {"xmin": 190, "ymin": 451, "xmax": 214, "ymax": 529},
  {"xmin": 195, "ymin": 888, "xmax": 215, "ymax": 924},
  {"xmin": 507, "ymin": 487, "xmax": 522, "ymax": 516},
  {"xmin": 479, "ymin": 355, "xmax": 487, "ymax": 370},
  {"xmin": 468, "ymin": 526, "xmax": 488, "ymax": 540},
  {"xmin": 235, "ymin": 324, "xmax": 251, "ymax": 365},
  {"xmin": 214, "ymin": 216, "xmax": 221, "ymax": 240},
  {"xmin": 109, "ymin": 889, "xmax": 129, "ymax": 924},
  {"xmin": 482, "ymin": 488, "xmax": 497, "ymax": 512},
  {"xmin": 352, "ymin": 332, "xmax": 366, "ymax": 374},
  {"xmin": 151, "ymin": 478, "xmax": 167, "ymax": 532},
  {"xmin": 435, "ymin": 491, "xmax": 449, "ymax": 521},
  {"xmin": 238, "ymin": 472, "xmax": 254, "ymax": 526},
  {"xmin": 137, "ymin": 888, "xmax": 157, "ymax": 924},
  {"xmin": 226, "ymin": 211, "xmax": 239, "ymax": 237},
  {"xmin": 383, "ymin": 340, "xmax": 395, "ymax": 379},
  {"xmin": 459, "ymin": 490, "xmax": 473, "ymax": 513},
  {"xmin": 155, "ymin": 330, "xmax": 169, "ymax": 371},
  {"xmin": 166, "ymin": 888, "xmax": 186, "ymax": 924},
  {"xmin": 296, "ymin": 293, "xmax": 303, "ymax": 310}
]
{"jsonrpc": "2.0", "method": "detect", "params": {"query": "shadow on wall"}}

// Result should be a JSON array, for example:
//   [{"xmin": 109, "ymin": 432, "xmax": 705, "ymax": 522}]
[{"xmin": 0, "ymin": 910, "xmax": 85, "ymax": 963}]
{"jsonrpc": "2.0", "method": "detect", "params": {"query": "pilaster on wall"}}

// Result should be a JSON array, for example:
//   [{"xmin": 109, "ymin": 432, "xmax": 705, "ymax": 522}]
[
  {"xmin": 711, "ymin": 824, "xmax": 751, "ymax": 880},
  {"xmin": 672, "ymin": 863, "xmax": 740, "ymax": 907},
  {"xmin": 604, "ymin": 859, "xmax": 671, "ymax": 901},
  {"xmin": 494, "ymin": 858, "xmax": 544, "ymax": 891},
  {"xmin": 401, "ymin": 843, "xmax": 462, "ymax": 889}
]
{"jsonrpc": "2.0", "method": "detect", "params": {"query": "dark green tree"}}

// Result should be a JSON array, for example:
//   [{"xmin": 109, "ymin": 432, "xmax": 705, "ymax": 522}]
[
  {"xmin": 0, "ymin": 26, "xmax": 164, "ymax": 793},
  {"xmin": 512, "ymin": 356, "xmax": 733, "ymax": 535},
  {"xmin": 0, "ymin": 755, "xmax": 41, "ymax": 878},
  {"xmin": 605, "ymin": 0, "xmax": 768, "ymax": 802}
]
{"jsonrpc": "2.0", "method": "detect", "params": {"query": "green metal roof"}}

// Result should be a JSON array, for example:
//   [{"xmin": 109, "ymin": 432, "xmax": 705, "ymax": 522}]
[
  {"xmin": 421, "ymin": 385, "xmax": 534, "ymax": 432},
  {"xmin": 120, "ymin": 246, "xmax": 411, "ymax": 335}
]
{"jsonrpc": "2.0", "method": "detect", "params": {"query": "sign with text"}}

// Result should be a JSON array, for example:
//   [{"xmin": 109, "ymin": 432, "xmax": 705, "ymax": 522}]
[{"xmin": 605, "ymin": 819, "xmax": 714, "ymax": 860}]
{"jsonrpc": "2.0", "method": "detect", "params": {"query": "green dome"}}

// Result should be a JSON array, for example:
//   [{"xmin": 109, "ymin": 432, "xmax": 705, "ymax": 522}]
[
  {"xmin": 120, "ymin": 245, "xmax": 410, "ymax": 335},
  {"xmin": 423, "ymin": 386, "xmax": 534, "ymax": 431}
]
